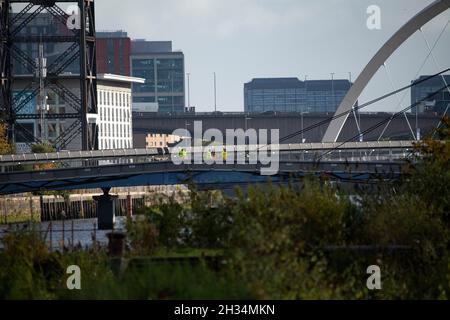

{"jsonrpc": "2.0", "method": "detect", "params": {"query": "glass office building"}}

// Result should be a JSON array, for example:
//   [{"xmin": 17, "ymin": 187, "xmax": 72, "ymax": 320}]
[
  {"xmin": 131, "ymin": 41, "xmax": 185, "ymax": 113},
  {"xmin": 411, "ymin": 75, "xmax": 450, "ymax": 114},
  {"xmin": 244, "ymin": 78, "xmax": 353, "ymax": 114}
]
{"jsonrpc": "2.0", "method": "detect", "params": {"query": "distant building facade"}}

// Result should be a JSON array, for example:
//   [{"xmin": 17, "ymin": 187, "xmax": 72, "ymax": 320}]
[
  {"xmin": 97, "ymin": 31, "xmax": 131, "ymax": 76},
  {"xmin": 411, "ymin": 75, "xmax": 450, "ymax": 114},
  {"xmin": 130, "ymin": 40, "xmax": 185, "ymax": 113},
  {"xmin": 145, "ymin": 133, "xmax": 182, "ymax": 148},
  {"xmin": 244, "ymin": 78, "xmax": 353, "ymax": 113},
  {"xmin": 97, "ymin": 74, "xmax": 144, "ymax": 150}
]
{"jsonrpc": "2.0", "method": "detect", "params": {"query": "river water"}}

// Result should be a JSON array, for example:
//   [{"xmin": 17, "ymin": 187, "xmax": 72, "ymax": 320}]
[{"xmin": 0, "ymin": 217, "xmax": 128, "ymax": 250}]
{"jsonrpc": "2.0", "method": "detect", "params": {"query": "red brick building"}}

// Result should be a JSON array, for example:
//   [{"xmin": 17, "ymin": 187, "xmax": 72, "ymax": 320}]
[{"xmin": 96, "ymin": 31, "xmax": 131, "ymax": 76}]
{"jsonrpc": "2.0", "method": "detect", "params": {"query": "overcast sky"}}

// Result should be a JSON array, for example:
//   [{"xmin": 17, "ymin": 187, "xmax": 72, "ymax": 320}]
[{"xmin": 95, "ymin": 0, "xmax": 450, "ymax": 112}]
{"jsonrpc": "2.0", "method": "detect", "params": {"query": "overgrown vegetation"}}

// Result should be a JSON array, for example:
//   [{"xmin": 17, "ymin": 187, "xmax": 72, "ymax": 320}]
[
  {"xmin": 0, "ymin": 122, "xmax": 14, "ymax": 155},
  {"xmin": 1, "ymin": 119, "xmax": 450, "ymax": 299}
]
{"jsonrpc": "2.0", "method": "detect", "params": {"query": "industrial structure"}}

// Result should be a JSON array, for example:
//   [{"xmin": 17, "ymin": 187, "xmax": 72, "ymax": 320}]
[
  {"xmin": 12, "ymin": 72, "xmax": 143, "ymax": 152},
  {"xmin": 1, "ymin": 0, "xmax": 98, "ymax": 151}
]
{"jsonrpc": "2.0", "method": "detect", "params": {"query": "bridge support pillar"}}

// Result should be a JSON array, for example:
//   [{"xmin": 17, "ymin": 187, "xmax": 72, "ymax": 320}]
[{"xmin": 94, "ymin": 188, "xmax": 117, "ymax": 230}]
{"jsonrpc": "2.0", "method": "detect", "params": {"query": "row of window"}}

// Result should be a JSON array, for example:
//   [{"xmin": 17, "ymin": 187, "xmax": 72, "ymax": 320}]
[
  {"xmin": 133, "ymin": 81, "xmax": 184, "ymax": 93},
  {"xmin": 132, "ymin": 58, "xmax": 183, "ymax": 70},
  {"xmin": 99, "ymin": 123, "xmax": 132, "ymax": 139},
  {"xmin": 132, "ymin": 95, "xmax": 184, "ymax": 105},
  {"xmin": 98, "ymin": 90, "xmax": 131, "ymax": 108},
  {"xmin": 147, "ymin": 141, "xmax": 165, "ymax": 147},
  {"xmin": 99, "ymin": 106, "xmax": 131, "ymax": 123},
  {"xmin": 99, "ymin": 139, "xmax": 132, "ymax": 150}
]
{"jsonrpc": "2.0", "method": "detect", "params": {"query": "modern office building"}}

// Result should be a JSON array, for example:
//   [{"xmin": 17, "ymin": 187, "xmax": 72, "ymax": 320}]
[
  {"xmin": 411, "ymin": 75, "xmax": 450, "ymax": 114},
  {"xmin": 13, "ymin": 74, "xmax": 144, "ymax": 153},
  {"xmin": 130, "ymin": 40, "xmax": 185, "ymax": 113},
  {"xmin": 244, "ymin": 77, "xmax": 353, "ymax": 114},
  {"xmin": 97, "ymin": 31, "xmax": 131, "ymax": 76}
]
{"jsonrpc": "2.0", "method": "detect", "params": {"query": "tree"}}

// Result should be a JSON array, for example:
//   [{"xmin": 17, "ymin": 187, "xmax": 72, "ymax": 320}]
[
  {"xmin": 410, "ymin": 116, "xmax": 450, "ymax": 225},
  {"xmin": 31, "ymin": 142, "xmax": 56, "ymax": 154},
  {"xmin": 0, "ymin": 122, "xmax": 13, "ymax": 155},
  {"xmin": 31, "ymin": 143, "xmax": 57, "ymax": 171}
]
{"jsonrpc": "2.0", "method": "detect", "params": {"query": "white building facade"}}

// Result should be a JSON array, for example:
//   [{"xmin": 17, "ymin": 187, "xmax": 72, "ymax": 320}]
[{"xmin": 97, "ymin": 74, "xmax": 144, "ymax": 150}]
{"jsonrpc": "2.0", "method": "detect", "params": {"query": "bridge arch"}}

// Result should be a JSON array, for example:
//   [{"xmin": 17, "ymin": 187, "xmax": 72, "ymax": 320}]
[{"xmin": 322, "ymin": 0, "xmax": 450, "ymax": 142}]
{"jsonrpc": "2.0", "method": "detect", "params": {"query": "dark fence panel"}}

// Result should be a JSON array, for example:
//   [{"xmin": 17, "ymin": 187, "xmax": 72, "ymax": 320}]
[{"xmin": 41, "ymin": 196, "xmax": 145, "ymax": 221}]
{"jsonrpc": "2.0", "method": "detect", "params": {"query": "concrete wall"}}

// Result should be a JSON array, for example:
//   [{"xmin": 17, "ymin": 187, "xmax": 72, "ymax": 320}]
[{"xmin": 133, "ymin": 112, "xmax": 441, "ymax": 143}]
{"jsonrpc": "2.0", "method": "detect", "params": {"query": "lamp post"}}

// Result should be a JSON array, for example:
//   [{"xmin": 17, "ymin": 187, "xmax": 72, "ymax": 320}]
[
  {"xmin": 303, "ymin": 75, "xmax": 309, "ymax": 143},
  {"xmin": 170, "ymin": 71, "xmax": 174, "ymax": 113},
  {"xmin": 301, "ymin": 112, "xmax": 305, "ymax": 143},
  {"xmin": 244, "ymin": 117, "xmax": 252, "ymax": 145},
  {"xmin": 185, "ymin": 121, "xmax": 191, "ymax": 144},
  {"xmin": 186, "ymin": 72, "xmax": 191, "ymax": 109},
  {"xmin": 213, "ymin": 72, "xmax": 217, "ymax": 112},
  {"xmin": 416, "ymin": 102, "xmax": 425, "ymax": 141},
  {"xmin": 331, "ymin": 72, "xmax": 335, "ymax": 112}
]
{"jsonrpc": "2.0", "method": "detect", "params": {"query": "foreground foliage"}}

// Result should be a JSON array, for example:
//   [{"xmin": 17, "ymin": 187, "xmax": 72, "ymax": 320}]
[{"xmin": 1, "ymin": 119, "xmax": 450, "ymax": 299}]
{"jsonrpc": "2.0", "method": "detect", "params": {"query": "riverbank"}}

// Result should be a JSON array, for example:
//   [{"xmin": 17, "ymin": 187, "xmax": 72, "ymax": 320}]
[{"xmin": 0, "ymin": 185, "xmax": 189, "ymax": 224}]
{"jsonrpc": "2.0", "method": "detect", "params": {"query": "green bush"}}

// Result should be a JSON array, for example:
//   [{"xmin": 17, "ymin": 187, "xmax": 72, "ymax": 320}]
[
  {"xmin": 185, "ymin": 189, "xmax": 233, "ymax": 249},
  {"xmin": 126, "ymin": 215, "xmax": 159, "ymax": 255},
  {"xmin": 225, "ymin": 180, "xmax": 354, "ymax": 299},
  {"xmin": 0, "ymin": 229, "xmax": 64, "ymax": 299}
]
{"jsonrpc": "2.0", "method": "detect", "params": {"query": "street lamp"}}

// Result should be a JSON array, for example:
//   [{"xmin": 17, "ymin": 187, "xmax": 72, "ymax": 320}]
[
  {"xmin": 244, "ymin": 117, "xmax": 252, "ymax": 145},
  {"xmin": 186, "ymin": 72, "xmax": 191, "ymax": 109},
  {"xmin": 300, "ymin": 112, "xmax": 305, "ymax": 143},
  {"xmin": 331, "ymin": 72, "xmax": 335, "ymax": 112},
  {"xmin": 213, "ymin": 72, "xmax": 217, "ymax": 112},
  {"xmin": 170, "ymin": 71, "xmax": 175, "ymax": 113},
  {"xmin": 184, "ymin": 121, "xmax": 191, "ymax": 144}
]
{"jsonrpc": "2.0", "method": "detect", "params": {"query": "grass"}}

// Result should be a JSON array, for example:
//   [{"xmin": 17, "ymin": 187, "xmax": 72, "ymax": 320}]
[
  {"xmin": 150, "ymin": 248, "xmax": 223, "ymax": 259},
  {"xmin": 1, "ymin": 212, "xmax": 41, "ymax": 225},
  {"xmin": 60, "ymin": 261, "xmax": 254, "ymax": 300}
]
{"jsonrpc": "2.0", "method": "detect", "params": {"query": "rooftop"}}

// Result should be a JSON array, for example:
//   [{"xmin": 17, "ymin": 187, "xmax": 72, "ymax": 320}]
[
  {"xmin": 98, "ymin": 73, "xmax": 145, "ymax": 84},
  {"xmin": 412, "ymin": 74, "xmax": 450, "ymax": 86},
  {"xmin": 245, "ymin": 77, "xmax": 352, "ymax": 91},
  {"xmin": 131, "ymin": 40, "xmax": 174, "ymax": 54},
  {"xmin": 97, "ymin": 30, "xmax": 129, "ymax": 38}
]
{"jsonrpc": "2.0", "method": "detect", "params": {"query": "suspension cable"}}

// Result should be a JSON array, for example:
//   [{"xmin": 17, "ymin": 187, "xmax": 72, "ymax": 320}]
[
  {"xmin": 316, "ymin": 84, "xmax": 449, "ymax": 161},
  {"xmin": 257, "ymin": 68, "xmax": 450, "ymax": 151},
  {"xmin": 377, "ymin": 16, "xmax": 450, "ymax": 141},
  {"xmin": 420, "ymin": 27, "xmax": 450, "ymax": 135},
  {"xmin": 382, "ymin": 63, "xmax": 417, "ymax": 140}
]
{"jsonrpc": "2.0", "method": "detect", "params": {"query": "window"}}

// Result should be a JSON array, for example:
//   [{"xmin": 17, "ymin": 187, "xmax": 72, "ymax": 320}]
[
  {"xmin": 133, "ymin": 96, "xmax": 155, "ymax": 103},
  {"xmin": 132, "ymin": 59, "xmax": 154, "ymax": 68}
]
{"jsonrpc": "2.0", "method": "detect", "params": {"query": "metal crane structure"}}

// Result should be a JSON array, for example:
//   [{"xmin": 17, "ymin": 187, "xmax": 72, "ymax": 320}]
[{"xmin": 0, "ymin": 0, "xmax": 98, "ymax": 151}]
